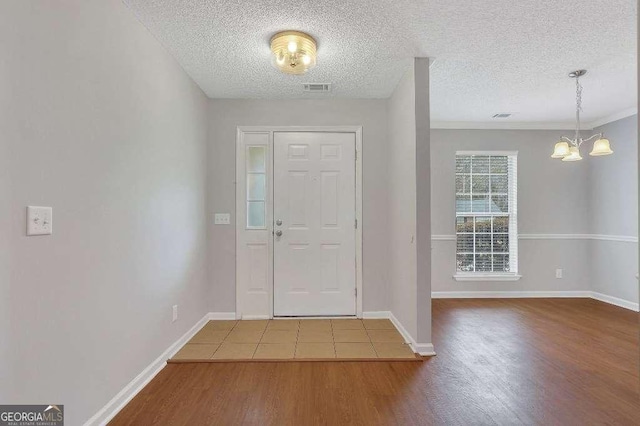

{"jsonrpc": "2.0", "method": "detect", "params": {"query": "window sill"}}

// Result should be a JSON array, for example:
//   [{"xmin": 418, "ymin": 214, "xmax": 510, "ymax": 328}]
[{"xmin": 453, "ymin": 273, "xmax": 522, "ymax": 282}]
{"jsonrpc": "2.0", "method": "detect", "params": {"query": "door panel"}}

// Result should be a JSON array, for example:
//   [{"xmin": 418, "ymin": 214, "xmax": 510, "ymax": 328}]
[
  {"xmin": 273, "ymin": 132, "xmax": 356, "ymax": 316},
  {"xmin": 236, "ymin": 132, "xmax": 271, "ymax": 318}
]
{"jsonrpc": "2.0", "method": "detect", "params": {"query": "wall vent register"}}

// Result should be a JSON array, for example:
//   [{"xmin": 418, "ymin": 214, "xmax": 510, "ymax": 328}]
[{"xmin": 303, "ymin": 83, "xmax": 331, "ymax": 93}]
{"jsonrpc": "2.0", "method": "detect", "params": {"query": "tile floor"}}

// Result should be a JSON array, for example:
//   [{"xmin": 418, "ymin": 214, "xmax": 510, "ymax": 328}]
[{"xmin": 170, "ymin": 318, "xmax": 418, "ymax": 361}]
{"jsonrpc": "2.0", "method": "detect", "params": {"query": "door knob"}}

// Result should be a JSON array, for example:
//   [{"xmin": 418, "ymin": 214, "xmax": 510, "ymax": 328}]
[
  {"xmin": 275, "ymin": 219, "xmax": 283, "ymax": 226},
  {"xmin": 275, "ymin": 230, "xmax": 283, "ymax": 237}
]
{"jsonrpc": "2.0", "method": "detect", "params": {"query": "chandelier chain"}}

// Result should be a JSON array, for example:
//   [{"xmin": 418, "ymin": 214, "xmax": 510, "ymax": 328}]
[
  {"xmin": 551, "ymin": 69, "xmax": 612, "ymax": 159},
  {"xmin": 574, "ymin": 75, "xmax": 583, "ymax": 144},
  {"xmin": 576, "ymin": 77, "xmax": 583, "ymax": 113}
]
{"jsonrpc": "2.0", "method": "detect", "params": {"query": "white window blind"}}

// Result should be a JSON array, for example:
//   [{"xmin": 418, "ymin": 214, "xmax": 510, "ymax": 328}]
[{"xmin": 455, "ymin": 152, "xmax": 518, "ymax": 275}]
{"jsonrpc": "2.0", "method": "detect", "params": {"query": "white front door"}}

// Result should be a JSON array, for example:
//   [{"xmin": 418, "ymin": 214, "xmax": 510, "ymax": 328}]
[{"xmin": 273, "ymin": 132, "xmax": 356, "ymax": 316}]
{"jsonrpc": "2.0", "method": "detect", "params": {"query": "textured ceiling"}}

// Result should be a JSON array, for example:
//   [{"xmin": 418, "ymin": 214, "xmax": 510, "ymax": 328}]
[{"xmin": 123, "ymin": 0, "xmax": 637, "ymax": 124}]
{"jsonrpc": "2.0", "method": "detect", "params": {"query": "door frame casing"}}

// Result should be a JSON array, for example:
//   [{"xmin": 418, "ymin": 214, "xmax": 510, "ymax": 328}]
[{"xmin": 235, "ymin": 126, "xmax": 363, "ymax": 319}]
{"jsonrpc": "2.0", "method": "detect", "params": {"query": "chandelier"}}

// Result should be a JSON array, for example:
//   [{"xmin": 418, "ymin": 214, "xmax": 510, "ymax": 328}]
[
  {"xmin": 551, "ymin": 70, "xmax": 613, "ymax": 161},
  {"xmin": 270, "ymin": 31, "xmax": 317, "ymax": 75}
]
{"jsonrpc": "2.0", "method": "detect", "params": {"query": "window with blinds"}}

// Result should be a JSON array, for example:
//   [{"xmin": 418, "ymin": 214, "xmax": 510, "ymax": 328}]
[{"xmin": 455, "ymin": 152, "xmax": 518, "ymax": 276}]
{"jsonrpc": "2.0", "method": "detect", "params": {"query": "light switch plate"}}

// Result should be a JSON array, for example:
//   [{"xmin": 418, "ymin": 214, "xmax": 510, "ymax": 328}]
[
  {"xmin": 214, "ymin": 213, "xmax": 231, "ymax": 225},
  {"xmin": 27, "ymin": 206, "xmax": 53, "ymax": 236}
]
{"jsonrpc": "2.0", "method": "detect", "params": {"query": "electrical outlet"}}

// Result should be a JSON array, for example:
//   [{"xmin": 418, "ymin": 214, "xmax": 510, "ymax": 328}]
[
  {"xmin": 26, "ymin": 206, "xmax": 53, "ymax": 236},
  {"xmin": 214, "ymin": 213, "xmax": 231, "ymax": 225},
  {"xmin": 555, "ymin": 269, "xmax": 563, "ymax": 279},
  {"xmin": 172, "ymin": 305, "xmax": 178, "ymax": 322}
]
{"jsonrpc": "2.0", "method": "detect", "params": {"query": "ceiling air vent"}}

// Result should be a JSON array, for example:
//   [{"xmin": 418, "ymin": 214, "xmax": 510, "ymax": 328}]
[
  {"xmin": 492, "ymin": 113, "xmax": 512, "ymax": 118},
  {"xmin": 303, "ymin": 83, "xmax": 331, "ymax": 93}
]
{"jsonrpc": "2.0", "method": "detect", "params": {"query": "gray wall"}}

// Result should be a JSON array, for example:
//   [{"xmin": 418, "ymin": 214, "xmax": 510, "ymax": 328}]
[
  {"xmin": 431, "ymin": 129, "xmax": 592, "ymax": 293},
  {"xmin": 0, "ymin": 1, "xmax": 210, "ymax": 424},
  {"xmin": 207, "ymin": 99, "xmax": 390, "ymax": 313},
  {"xmin": 414, "ymin": 59, "xmax": 432, "ymax": 344},
  {"xmin": 590, "ymin": 115, "xmax": 638, "ymax": 303},
  {"xmin": 0, "ymin": 65, "xmax": 11, "ymax": 396},
  {"xmin": 590, "ymin": 116, "xmax": 638, "ymax": 237},
  {"xmin": 387, "ymin": 65, "xmax": 418, "ymax": 338}
]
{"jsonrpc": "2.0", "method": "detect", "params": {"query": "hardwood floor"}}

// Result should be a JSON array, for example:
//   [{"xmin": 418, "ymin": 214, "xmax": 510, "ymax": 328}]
[{"xmin": 110, "ymin": 299, "xmax": 639, "ymax": 425}]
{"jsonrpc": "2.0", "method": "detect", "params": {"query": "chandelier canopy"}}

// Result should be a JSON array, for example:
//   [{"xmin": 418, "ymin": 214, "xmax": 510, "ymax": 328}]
[{"xmin": 551, "ymin": 70, "xmax": 613, "ymax": 161}]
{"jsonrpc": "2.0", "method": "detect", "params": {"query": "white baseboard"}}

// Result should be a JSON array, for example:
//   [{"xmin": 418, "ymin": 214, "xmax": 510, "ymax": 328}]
[
  {"xmin": 591, "ymin": 292, "xmax": 640, "ymax": 312},
  {"xmin": 208, "ymin": 312, "xmax": 236, "ymax": 320},
  {"xmin": 432, "ymin": 291, "xmax": 592, "ymax": 299},
  {"xmin": 388, "ymin": 312, "xmax": 435, "ymax": 357},
  {"xmin": 239, "ymin": 314, "xmax": 270, "ymax": 320},
  {"xmin": 362, "ymin": 311, "xmax": 391, "ymax": 319},
  {"xmin": 413, "ymin": 343, "xmax": 436, "ymax": 356},
  {"xmin": 432, "ymin": 291, "xmax": 639, "ymax": 312},
  {"xmin": 363, "ymin": 311, "xmax": 435, "ymax": 356},
  {"xmin": 84, "ymin": 313, "xmax": 210, "ymax": 425}
]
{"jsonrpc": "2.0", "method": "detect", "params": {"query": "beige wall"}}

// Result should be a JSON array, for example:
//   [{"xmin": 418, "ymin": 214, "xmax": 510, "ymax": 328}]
[
  {"xmin": 0, "ymin": 1, "xmax": 210, "ymax": 423},
  {"xmin": 207, "ymin": 99, "xmax": 390, "ymax": 313}
]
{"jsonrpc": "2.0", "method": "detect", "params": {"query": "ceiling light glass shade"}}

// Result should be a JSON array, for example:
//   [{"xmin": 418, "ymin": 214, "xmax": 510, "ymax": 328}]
[
  {"xmin": 589, "ymin": 138, "xmax": 613, "ymax": 156},
  {"xmin": 562, "ymin": 146, "xmax": 583, "ymax": 162},
  {"xmin": 551, "ymin": 141, "xmax": 570, "ymax": 158},
  {"xmin": 270, "ymin": 31, "xmax": 317, "ymax": 75}
]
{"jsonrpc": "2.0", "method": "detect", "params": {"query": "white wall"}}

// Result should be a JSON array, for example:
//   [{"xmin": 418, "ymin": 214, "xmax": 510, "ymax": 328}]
[
  {"xmin": 207, "ymin": 99, "xmax": 390, "ymax": 313},
  {"xmin": 0, "ymin": 1, "xmax": 210, "ymax": 424},
  {"xmin": 387, "ymin": 66, "xmax": 418, "ymax": 338},
  {"xmin": 431, "ymin": 129, "xmax": 592, "ymax": 294},
  {"xmin": 590, "ymin": 115, "xmax": 638, "ymax": 304}
]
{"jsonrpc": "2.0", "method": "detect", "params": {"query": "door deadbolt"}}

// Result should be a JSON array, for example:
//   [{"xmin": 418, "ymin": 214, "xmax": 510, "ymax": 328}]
[{"xmin": 275, "ymin": 219, "xmax": 282, "ymax": 226}]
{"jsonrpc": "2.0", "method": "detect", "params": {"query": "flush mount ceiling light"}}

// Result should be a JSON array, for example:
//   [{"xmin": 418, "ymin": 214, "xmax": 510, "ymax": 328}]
[
  {"xmin": 270, "ymin": 31, "xmax": 317, "ymax": 75},
  {"xmin": 551, "ymin": 70, "xmax": 613, "ymax": 161}
]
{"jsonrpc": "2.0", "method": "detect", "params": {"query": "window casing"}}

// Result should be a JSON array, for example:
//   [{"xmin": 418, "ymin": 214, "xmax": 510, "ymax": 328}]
[{"xmin": 455, "ymin": 152, "xmax": 518, "ymax": 279}]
